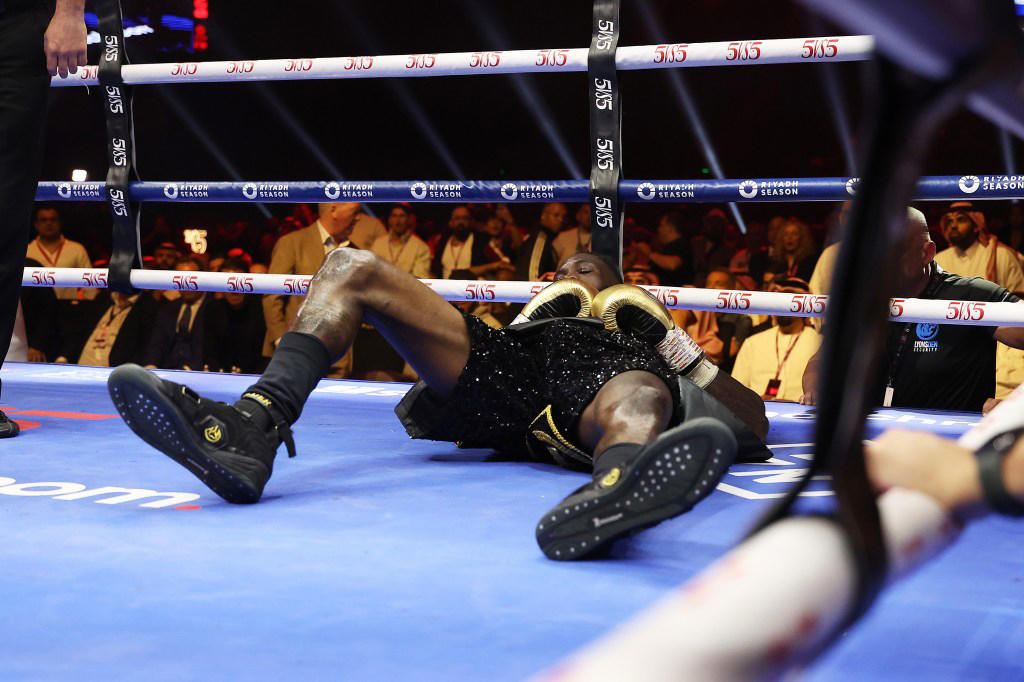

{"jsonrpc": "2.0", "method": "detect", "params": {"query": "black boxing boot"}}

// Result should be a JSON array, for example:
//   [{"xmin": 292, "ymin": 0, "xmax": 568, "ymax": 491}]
[
  {"xmin": 108, "ymin": 364, "xmax": 294, "ymax": 503},
  {"xmin": 535, "ymin": 417, "xmax": 737, "ymax": 560},
  {"xmin": 0, "ymin": 409, "xmax": 20, "ymax": 438}
]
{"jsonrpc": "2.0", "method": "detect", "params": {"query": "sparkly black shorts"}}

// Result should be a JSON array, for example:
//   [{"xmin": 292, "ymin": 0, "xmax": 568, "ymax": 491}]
[{"xmin": 394, "ymin": 314, "xmax": 680, "ymax": 456}]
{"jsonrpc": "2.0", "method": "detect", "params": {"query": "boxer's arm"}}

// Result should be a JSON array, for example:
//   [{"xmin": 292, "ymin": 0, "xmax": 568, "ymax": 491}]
[
  {"xmin": 994, "ymin": 301, "xmax": 1024, "ymax": 348},
  {"xmin": 702, "ymin": 371, "xmax": 770, "ymax": 441},
  {"xmin": 800, "ymin": 348, "xmax": 821, "ymax": 405}
]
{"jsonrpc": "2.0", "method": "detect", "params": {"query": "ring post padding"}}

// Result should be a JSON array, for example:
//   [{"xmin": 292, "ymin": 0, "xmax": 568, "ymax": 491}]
[
  {"xmin": 96, "ymin": 0, "xmax": 142, "ymax": 294},
  {"xmin": 589, "ymin": 0, "xmax": 624, "ymax": 271}
]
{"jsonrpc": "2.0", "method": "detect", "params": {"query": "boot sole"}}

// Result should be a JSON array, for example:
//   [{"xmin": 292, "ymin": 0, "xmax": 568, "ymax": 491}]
[
  {"xmin": 108, "ymin": 364, "xmax": 266, "ymax": 504},
  {"xmin": 536, "ymin": 417, "xmax": 737, "ymax": 560}
]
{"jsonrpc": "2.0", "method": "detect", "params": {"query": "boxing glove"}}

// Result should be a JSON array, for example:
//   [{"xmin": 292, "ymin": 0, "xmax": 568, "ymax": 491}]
[
  {"xmin": 591, "ymin": 284, "xmax": 719, "ymax": 388},
  {"xmin": 511, "ymin": 278, "xmax": 596, "ymax": 325}
]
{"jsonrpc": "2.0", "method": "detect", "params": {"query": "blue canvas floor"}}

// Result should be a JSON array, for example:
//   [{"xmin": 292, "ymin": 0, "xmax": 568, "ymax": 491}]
[{"xmin": 0, "ymin": 363, "xmax": 1021, "ymax": 681}]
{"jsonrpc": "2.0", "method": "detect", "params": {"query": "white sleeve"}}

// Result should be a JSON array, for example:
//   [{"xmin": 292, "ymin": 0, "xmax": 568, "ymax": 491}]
[{"xmin": 730, "ymin": 335, "xmax": 756, "ymax": 391}]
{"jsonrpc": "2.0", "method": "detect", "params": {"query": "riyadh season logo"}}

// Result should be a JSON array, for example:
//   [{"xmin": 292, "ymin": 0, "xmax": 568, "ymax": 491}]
[
  {"xmin": 322, "ymin": 182, "xmax": 372, "ymax": 200},
  {"xmin": 242, "ymin": 183, "xmax": 258, "ymax": 200},
  {"xmin": 637, "ymin": 182, "xmax": 656, "ymax": 200},
  {"xmin": 845, "ymin": 178, "xmax": 859, "ymax": 195},
  {"xmin": 959, "ymin": 175, "xmax": 980, "ymax": 194},
  {"xmin": 163, "ymin": 183, "xmax": 179, "ymax": 199},
  {"xmin": 55, "ymin": 182, "xmax": 101, "ymax": 200},
  {"xmin": 738, "ymin": 180, "xmax": 758, "ymax": 199},
  {"xmin": 410, "ymin": 182, "xmax": 428, "ymax": 200},
  {"xmin": 500, "ymin": 183, "xmax": 518, "ymax": 201}
]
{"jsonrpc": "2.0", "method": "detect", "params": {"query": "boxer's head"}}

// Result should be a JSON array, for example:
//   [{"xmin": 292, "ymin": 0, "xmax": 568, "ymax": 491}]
[{"xmin": 554, "ymin": 252, "xmax": 622, "ymax": 292}]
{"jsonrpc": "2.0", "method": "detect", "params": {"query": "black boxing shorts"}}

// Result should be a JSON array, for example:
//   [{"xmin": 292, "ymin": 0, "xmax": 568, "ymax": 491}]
[{"xmin": 395, "ymin": 314, "xmax": 682, "ymax": 467}]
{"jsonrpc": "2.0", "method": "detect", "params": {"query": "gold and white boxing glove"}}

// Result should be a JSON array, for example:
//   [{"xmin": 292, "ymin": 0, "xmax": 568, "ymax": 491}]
[
  {"xmin": 511, "ymin": 278, "xmax": 596, "ymax": 326},
  {"xmin": 591, "ymin": 284, "xmax": 719, "ymax": 388}
]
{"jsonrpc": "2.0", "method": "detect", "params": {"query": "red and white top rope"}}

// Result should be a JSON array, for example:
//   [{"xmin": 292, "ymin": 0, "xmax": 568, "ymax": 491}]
[{"xmin": 51, "ymin": 36, "xmax": 873, "ymax": 87}]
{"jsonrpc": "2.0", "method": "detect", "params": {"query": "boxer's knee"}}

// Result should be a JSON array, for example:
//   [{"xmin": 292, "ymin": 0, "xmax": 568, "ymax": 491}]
[
  {"xmin": 601, "ymin": 377, "xmax": 672, "ymax": 427},
  {"xmin": 586, "ymin": 372, "xmax": 673, "ymax": 447},
  {"xmin": 308, "ymin": 248, "xmax": 380, "ymax": 302}
]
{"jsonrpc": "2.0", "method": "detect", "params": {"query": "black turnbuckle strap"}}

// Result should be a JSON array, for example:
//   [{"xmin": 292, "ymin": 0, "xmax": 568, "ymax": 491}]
[
  {"xmin": 96, "ymin": 0, "xmax": 142, "ymax": 293},
  {"xmin": 588, "ymin": 0, "xmax": 623, "ymax": 273}
]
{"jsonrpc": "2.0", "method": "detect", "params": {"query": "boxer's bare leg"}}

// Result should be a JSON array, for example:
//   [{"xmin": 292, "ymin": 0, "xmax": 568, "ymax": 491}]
[
  {"xmin": 576, "ymin": 371, "xmax": 674, "ymax": 457},
  {"xmin": 539, "ymin": 368, "xmax": 737, "ymax": 559},
  {"xmin": 107, "ymin": 250, "xmax": 473, "ymax": 504},
  {"xmin": 293, "ymin": 248, "xmax": 469, "ymax": 396}
]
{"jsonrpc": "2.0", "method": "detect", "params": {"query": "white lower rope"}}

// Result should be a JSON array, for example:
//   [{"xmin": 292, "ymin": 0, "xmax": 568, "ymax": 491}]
[{"xmin": 23, "ymin": 267, "xmax": 1024, "ymax": 327}]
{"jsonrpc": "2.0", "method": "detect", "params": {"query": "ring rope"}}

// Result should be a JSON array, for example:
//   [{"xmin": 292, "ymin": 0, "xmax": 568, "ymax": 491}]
[
  {"xmin": 33, "ymin": 175, "xmax": 1024, "ymax": 203},
  {"xmin": 49, "ymin": 35, "xmax": 875, "ymax": 88},
  {"xmin": 21, "ymin": 267, "xmax": 1024, "ymax": 327}
]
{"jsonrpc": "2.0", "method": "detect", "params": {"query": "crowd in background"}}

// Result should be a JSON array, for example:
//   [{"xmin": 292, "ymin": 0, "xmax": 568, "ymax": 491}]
[{"xmin": 15, "ymin": 198, "xmax": 1024, "ymax": 403}]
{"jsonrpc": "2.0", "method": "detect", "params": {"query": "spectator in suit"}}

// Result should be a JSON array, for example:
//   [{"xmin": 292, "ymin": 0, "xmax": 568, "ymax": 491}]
[
  {"xmin": 69, "ymin": 289, "xmax": 159, "ymax": 367},
  {"xmin": 371, "ymin": 205, "xmax": 431, "ymax": 278},
  {"xmin": 263, "ymin": 202, "xmax": 356, "ymax": 376},
  {"xmin": 432, "ymin": 205, "xmax": 509, "ymax": 279},
  {"xmin": 204, "ymin": 257, "xmax": 266, "ymax": 374},
  {"xmin": 515, "ymin": 202, "xmax": 567, "ymax": 281},
  {"xmin": 479, "ymin": 211, "xmax": 518, "ymax": 267},
  {"xmin": 346, "ymin": 203, "xmax": 387, "ymax": 250},
  {"xmin": 552, "ymin": 203, "xmax": 592, "ymax": 266},
  {"xmin": 142, "ymin": 259, "xmax": 210, "ymax": 370}
]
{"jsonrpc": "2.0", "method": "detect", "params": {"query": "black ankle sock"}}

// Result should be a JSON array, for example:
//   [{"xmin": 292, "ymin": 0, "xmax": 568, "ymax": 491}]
[
  {"xmin": 234, "ymin": 332, "xmax": 335, "ymax": 427},
  {"xmin": 593, "ymin": 442, "xmax": 642, "ymax": 476}
]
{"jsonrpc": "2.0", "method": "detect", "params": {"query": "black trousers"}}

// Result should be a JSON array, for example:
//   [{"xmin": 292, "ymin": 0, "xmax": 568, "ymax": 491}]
[{"xmin": 0, "ymin": 0, "xmax": 52, "ymax": 395}]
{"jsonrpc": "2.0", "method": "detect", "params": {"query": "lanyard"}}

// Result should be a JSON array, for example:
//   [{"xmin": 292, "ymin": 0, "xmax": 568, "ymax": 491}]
[
  {"xmin": 387, "ymin": 236, "xmax": 409, "ymax": 264},
  {"xmin": 774, "ymin": 330, "xmax": 801, "ymax": 380},
  {"xmin": 885, "ymin": 263, "xmax": 943, "ymax": 401},
  {"xmin": 35, "ymin": 238, "xmax": 66, "ymax": 267},
  {"xmin": 446, "ymin": 237, "xmax": 469, "ymax": 273},
  {"xmin": 94, "ymin": 301, "xmax": 133, "ymax": 344}
]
